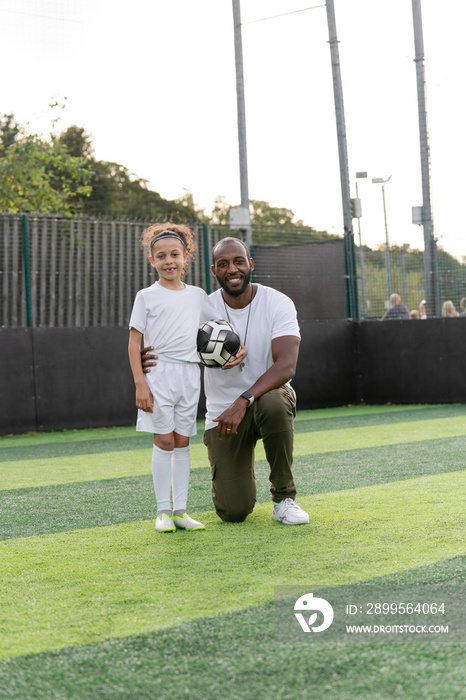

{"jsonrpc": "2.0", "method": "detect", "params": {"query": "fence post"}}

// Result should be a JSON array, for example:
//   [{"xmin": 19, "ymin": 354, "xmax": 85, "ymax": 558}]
[
  {"xmin": 202, "ymin": 224, "xmax": 211, "ymax": 294},
  {"xmin": 21, "ymin": 214, "xmax": 33, "ymax": 327}
]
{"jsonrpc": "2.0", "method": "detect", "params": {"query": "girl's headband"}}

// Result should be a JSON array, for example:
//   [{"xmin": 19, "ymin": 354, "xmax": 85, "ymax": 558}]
[{"xmin": 150, "ymin": 231, "xmax": 185, "ymax": 251}]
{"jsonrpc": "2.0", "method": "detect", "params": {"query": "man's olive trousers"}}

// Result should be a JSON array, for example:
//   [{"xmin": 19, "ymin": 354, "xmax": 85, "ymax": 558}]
[{"xmin": 203, "ymin": 385, "xmax": 297, "ymax": 522}]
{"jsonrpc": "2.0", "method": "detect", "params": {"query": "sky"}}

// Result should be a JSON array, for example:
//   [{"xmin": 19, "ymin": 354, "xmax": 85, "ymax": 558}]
[{"xmin": 1, "ymin": 0, "xmax": 466, "ymax": 257}]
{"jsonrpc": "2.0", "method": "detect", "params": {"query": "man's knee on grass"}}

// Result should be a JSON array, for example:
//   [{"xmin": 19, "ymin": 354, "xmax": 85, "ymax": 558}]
[{"xmin": 215, "ymin": 503, "xmax": 254, "ymax": 523}]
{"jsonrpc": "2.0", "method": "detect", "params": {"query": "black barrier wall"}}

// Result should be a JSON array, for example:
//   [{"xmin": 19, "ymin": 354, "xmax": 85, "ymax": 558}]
[{"xmin": 1, "ymin": 319, "xmax": 466, "ymax": 434}]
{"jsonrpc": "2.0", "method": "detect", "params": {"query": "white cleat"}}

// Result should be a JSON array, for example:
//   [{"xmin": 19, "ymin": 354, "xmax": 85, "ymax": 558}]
[
  {"xmin": 155, "ymin": 513, "xmax": 176, "ymax": 532},
  {"xmin": 172, "ymin": 513, "xmax": 205, "ymax": 530}
]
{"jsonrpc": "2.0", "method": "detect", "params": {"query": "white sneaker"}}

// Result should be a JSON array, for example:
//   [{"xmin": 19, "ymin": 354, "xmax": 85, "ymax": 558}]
[
  {"xmin": 172, "ymin": 513, "xmax": 205, "ymax": 531},
  {"xmin": 155, "ymin": 513, "xmax": 175, "ymax": 532},
  {"xmin": 273, "ymin": 499, "xmax": 309, "ymax": 525}
]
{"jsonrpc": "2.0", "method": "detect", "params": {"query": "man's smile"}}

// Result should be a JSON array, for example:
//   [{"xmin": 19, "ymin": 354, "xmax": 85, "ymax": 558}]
[{"xmin": 226, "ymin": 274, "xmax": 243, "ymax": 285}]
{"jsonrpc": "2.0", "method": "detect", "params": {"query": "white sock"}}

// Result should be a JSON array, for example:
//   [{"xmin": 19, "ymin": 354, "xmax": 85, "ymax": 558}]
[
  {"xmin": 152, "ymin": 444, "xmax": 173, "ymax": 514},
  {"xmin": 171, "ymin": 445, "xmax": 191, "ymax": 514}
]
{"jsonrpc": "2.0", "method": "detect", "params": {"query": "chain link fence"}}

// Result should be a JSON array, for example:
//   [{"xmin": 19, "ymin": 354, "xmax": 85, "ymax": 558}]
[
  {"xmin": 356, "ymin": 242, "xmax": 466, "ymax": 319},
  {"xmin": 2, "ymin": 213, "xmax": 466, "ymax": 327}
]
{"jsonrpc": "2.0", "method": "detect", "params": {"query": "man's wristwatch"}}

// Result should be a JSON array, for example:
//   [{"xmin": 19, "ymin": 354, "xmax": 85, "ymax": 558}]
[{"xmin": 240, "ymin": 391, "xmax": 254, "ymax": 406}]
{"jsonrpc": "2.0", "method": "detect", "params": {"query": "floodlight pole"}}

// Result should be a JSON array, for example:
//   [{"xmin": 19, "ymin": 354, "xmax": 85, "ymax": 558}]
[
  {"xmin": 412, "ymin": 0, "xmax": 439, "ymax": 316},
  {"xmin": 325, "ymin": 0, "xmax": 359, "ymax": 320},
  {"xmin": 372, "ymin": 176, "xmax": 393, "ymax": 301},
  {"xmin": 232, "ymin": 0, "xmax": 252, "ymax": 250},
  {"xmin": 355, "ymin": 174, "xmax": 367, "ymax": 318}
]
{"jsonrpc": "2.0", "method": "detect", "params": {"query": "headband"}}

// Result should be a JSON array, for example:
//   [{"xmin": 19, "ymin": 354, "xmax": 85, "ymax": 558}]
[{"xmin": 150, "ymin": 231, "xmax": 185, "ymax": 250}]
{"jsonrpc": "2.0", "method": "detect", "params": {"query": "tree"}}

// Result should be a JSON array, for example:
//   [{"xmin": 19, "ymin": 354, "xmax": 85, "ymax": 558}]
[
  {"xmin": 80, "ymin": 161, "xmax": 200, "ymax": 221},
  {"xmin": 57, "ymin": 125, "xmax": 94, "ymax": 159},
  {"xmin": 250, "ymin": 200, "xmax": 299, "ymax": 228},
  {"xmin": 0, "ymin": 134, "xmax": 92, "ymax": 215},
  {"xmin": 210, "ymin": 195, "xmax": 335, "ymax": 243},
  {"xmin": 54, "ymin": 125, "xmax": 202, "ymax": 222},
  {"xmin": 0, "ymin": 114, "xmax": 20, "ymax": 153}
]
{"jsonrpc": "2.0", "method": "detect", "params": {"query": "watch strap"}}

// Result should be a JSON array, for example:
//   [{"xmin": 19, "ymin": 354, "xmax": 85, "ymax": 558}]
[{"xmin": 240, "ymin": 391, "xmax": 254, "ymax": 406}]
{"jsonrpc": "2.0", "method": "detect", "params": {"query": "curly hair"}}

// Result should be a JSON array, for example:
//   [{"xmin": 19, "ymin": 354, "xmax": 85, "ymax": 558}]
[
  {"xmin": 442, "ymin": 300, "xmax": 459, "ymax": 317},
  {"xmin": 139, "ymin": 223, "xmax": 196, "ymax": 278}
]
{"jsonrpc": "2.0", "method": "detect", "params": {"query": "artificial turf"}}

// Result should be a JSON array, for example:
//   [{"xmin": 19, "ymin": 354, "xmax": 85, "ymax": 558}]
[
  {"xmin": 2, "ymin": 410, "xmax": 466, "ymax": 490},
  {"xmin": 1, "ymin": 557, "xmax": 464, "ymax": 700},
  {"xmin": 2, "ymin": 436, "xmax": 465, "ymax": 540},
  {"xmin": 0, "ymin": 404, "xmax": 465, "ymax": 699}
]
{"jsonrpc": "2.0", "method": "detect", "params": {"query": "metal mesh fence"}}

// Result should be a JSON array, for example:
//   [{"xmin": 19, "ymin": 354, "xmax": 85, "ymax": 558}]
[
  {"xmin": 357, "ymin": 242, "xmax": 466, "ymax": 319},
  {"xmin": 0, "ymin": 217, "xmax": 241, "ymax": 328},
  {"xmin": 2, "ymin": 214, "xmax": 466, "ymax": 327}
]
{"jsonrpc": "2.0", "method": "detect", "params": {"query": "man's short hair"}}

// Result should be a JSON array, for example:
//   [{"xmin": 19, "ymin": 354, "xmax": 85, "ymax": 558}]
[{"xmin": 211, "ymin": 237, "xmax": 250, "ymax": 265}]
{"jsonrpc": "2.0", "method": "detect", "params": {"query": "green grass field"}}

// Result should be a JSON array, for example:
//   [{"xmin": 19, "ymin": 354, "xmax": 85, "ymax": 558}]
[{"xmin": 1, "ymin": 404, "xmax": 465, "ymax": 699}]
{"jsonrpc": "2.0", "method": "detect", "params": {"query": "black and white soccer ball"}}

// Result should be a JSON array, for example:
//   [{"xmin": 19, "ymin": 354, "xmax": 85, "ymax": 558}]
[{"xmin": 197, "ymin": 319, "xmax": 241, "ymax": 368}]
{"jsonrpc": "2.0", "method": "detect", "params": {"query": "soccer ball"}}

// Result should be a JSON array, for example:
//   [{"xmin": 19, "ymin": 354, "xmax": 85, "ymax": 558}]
[{"xmin": 197, "ymin": 319, "xmax": 241, "ymax": 368}]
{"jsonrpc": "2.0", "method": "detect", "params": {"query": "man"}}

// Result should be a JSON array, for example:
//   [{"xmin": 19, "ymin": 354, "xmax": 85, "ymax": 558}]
[
  {"xmin": 142, "ymin": 237, "xmax": 309, "ymax": 526},
  {"xmin": 381, "ymin": 293, "xmax": 410, "ymax": 320}
]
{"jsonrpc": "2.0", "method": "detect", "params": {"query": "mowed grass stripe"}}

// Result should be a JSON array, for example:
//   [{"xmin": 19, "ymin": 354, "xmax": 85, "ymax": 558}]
[
  {"xmin": 1, "ymin": 470, "xmax": 464, "ymax": 658},
  {"xmin": 2, "ymin": 435, "xmax": 465, "ymax": 540},
  {"xmin": 294, "ymin": 403, "xmax": 466, "ymax": 434},
  {"xmin": 2, "ymin": 414, "xmax": 466, "ymax": 491},
  {"xmin": 1, "ymin": 557, "xmax": 464, "ymax": 700},
  {"xmin": 0, "ymin": 404, "xmax": 435, "ymax": 450},
  {"xmin": 3, "ymin": 405, "xmax": 464, "ymax": 464}
]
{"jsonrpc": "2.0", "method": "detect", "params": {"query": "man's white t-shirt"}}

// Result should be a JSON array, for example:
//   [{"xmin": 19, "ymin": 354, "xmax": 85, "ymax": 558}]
[
  {"xmin": 129, "ymin": 283, "xmax": 207, "ymax": 363},
  {"xmin": 201, "ymin": 284, "xmax": 300, "ymax": 430}
]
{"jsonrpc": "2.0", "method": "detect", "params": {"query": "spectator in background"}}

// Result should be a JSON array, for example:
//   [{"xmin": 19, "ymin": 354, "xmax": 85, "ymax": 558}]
[
  {"xmin": 381, "ymin": 293, "xmax": 410, "ymax": 320},
  {"xmin": 442, "ymin": 300, "xmax": 459, "ymax": 317},
  {"xmin": 419, "ymin": 299, "xmax": 427, "ymax": 319},
  {"xmin": 460, "ymin": 297, "xmax": 466, "ymax": 317},
  {"xmin": 410, "ymin": 309, "xmax": 420, "ymax": 319}
]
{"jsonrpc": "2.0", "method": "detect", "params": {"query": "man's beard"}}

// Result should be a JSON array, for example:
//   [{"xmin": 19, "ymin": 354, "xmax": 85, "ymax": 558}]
[{"xmin": 218, "ymin": 268, "xmax": 251, "ymax": 297}]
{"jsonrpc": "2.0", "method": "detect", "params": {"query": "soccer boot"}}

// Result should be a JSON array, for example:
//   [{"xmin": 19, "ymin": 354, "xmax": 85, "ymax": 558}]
[
  {"xmin": 172, "ymin": 513, "xmax": 205, "ymax": 530},
  {"xmin": 155, "ymin": 513, "xmax": 176, "ymax": 532}
]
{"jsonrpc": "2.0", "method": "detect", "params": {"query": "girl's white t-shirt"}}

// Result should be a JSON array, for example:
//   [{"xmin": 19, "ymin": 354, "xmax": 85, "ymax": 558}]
[
  {"xmin": 201, "ymin": 284, "xmax": 300, "ymax": 429},
  {"xmin": 129, "ymin": 282, "xmax": 207, "ymax": 363}
]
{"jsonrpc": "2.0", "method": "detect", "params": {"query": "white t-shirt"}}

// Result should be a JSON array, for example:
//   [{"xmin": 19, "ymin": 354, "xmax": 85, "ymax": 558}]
[
  {"xmin": 129, "ymin": 283, "xmax": 207, "ymax": 363},
  {"xmin": 201, "ymin": 284, "xmax": 300, "ymax": 429}
]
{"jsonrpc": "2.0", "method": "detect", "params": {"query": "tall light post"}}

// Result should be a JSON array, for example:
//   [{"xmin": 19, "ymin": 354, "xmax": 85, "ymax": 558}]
[
  {"xmin": 372, "ymin": 176, "xmax": 393, "ymax": 301},
  {"xmin": 411, "ymin": 0, "xmax": 439, "ymax": 316},
  {"xmin": 231, "ymin": 0, "xmax": 252, "ymax": 251},
  {"xmin": 326, "ymin": 0, "xmax": 359, "ymax": 320},
  {"xmin": 353, "ymin": 171, "xmax": 367, "ymax": 318}
]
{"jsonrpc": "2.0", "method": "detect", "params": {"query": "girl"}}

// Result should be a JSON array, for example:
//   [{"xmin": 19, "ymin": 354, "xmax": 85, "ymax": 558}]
[{"xmin": 128, "ymin": 223, "xmax": 207, "ymax": 532}]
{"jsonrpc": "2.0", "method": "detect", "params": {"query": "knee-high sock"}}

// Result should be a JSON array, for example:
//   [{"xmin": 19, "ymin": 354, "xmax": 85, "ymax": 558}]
[
  {"xmin": 171, "ymin": 445, "xmax": 191, "ymax": 513},
  {"xmin": 152, "ymin": 444, "xmax": 173, "ymax": 514}
]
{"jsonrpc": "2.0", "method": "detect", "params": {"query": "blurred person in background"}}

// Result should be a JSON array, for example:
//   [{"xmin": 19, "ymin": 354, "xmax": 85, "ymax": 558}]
[
  {"xmin": 442, "ymin": 300, "xmax": 459, "ymax": 317},
  {"xmin": 459, "ymin": 297, "xmax": 466, "ymax": 317},
  {"xmin": 381, "ymin": 293, "xmax": 410, "ymax": 320}
]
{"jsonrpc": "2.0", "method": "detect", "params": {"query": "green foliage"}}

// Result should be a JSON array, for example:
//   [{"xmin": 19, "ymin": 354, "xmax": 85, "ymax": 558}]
[
  {"xmin": 57, "ymin": 125, "xmax": 94, "ymax": 159},
  {"xmin": 211, "ymin": 195, "xmax": 336, "ymax": 244},
  {"xmin": 0, "ymin": 114, "xmax": 20, "ymax": 152},
  {"xmin": 0, "ymin": 133, "xmax": 92, "ymax": 216},
  {"xmin": 1, "ymin": 114, "xmax": 336, "ymax": 228},
  {"xmin": 80, "ymin": 160, "xmax": 200, "ymax": 221}
]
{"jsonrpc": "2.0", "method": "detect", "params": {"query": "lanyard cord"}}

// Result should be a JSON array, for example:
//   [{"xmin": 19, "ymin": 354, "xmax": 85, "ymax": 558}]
[{"xmin": 222, "ymin": 284, "xmax": 254, "ymax": 346}]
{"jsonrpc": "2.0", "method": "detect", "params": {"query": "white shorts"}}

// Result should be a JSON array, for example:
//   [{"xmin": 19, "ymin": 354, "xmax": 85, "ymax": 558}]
[{"xmin": 136, "ymin": 361, "xmax": 201, "ymax": 437}]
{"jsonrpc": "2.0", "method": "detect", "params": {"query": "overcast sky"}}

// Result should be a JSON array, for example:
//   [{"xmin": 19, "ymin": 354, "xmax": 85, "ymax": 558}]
[{"xmin": 1, "ymin": 0, "xmax": 465, "ymax": 257}]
